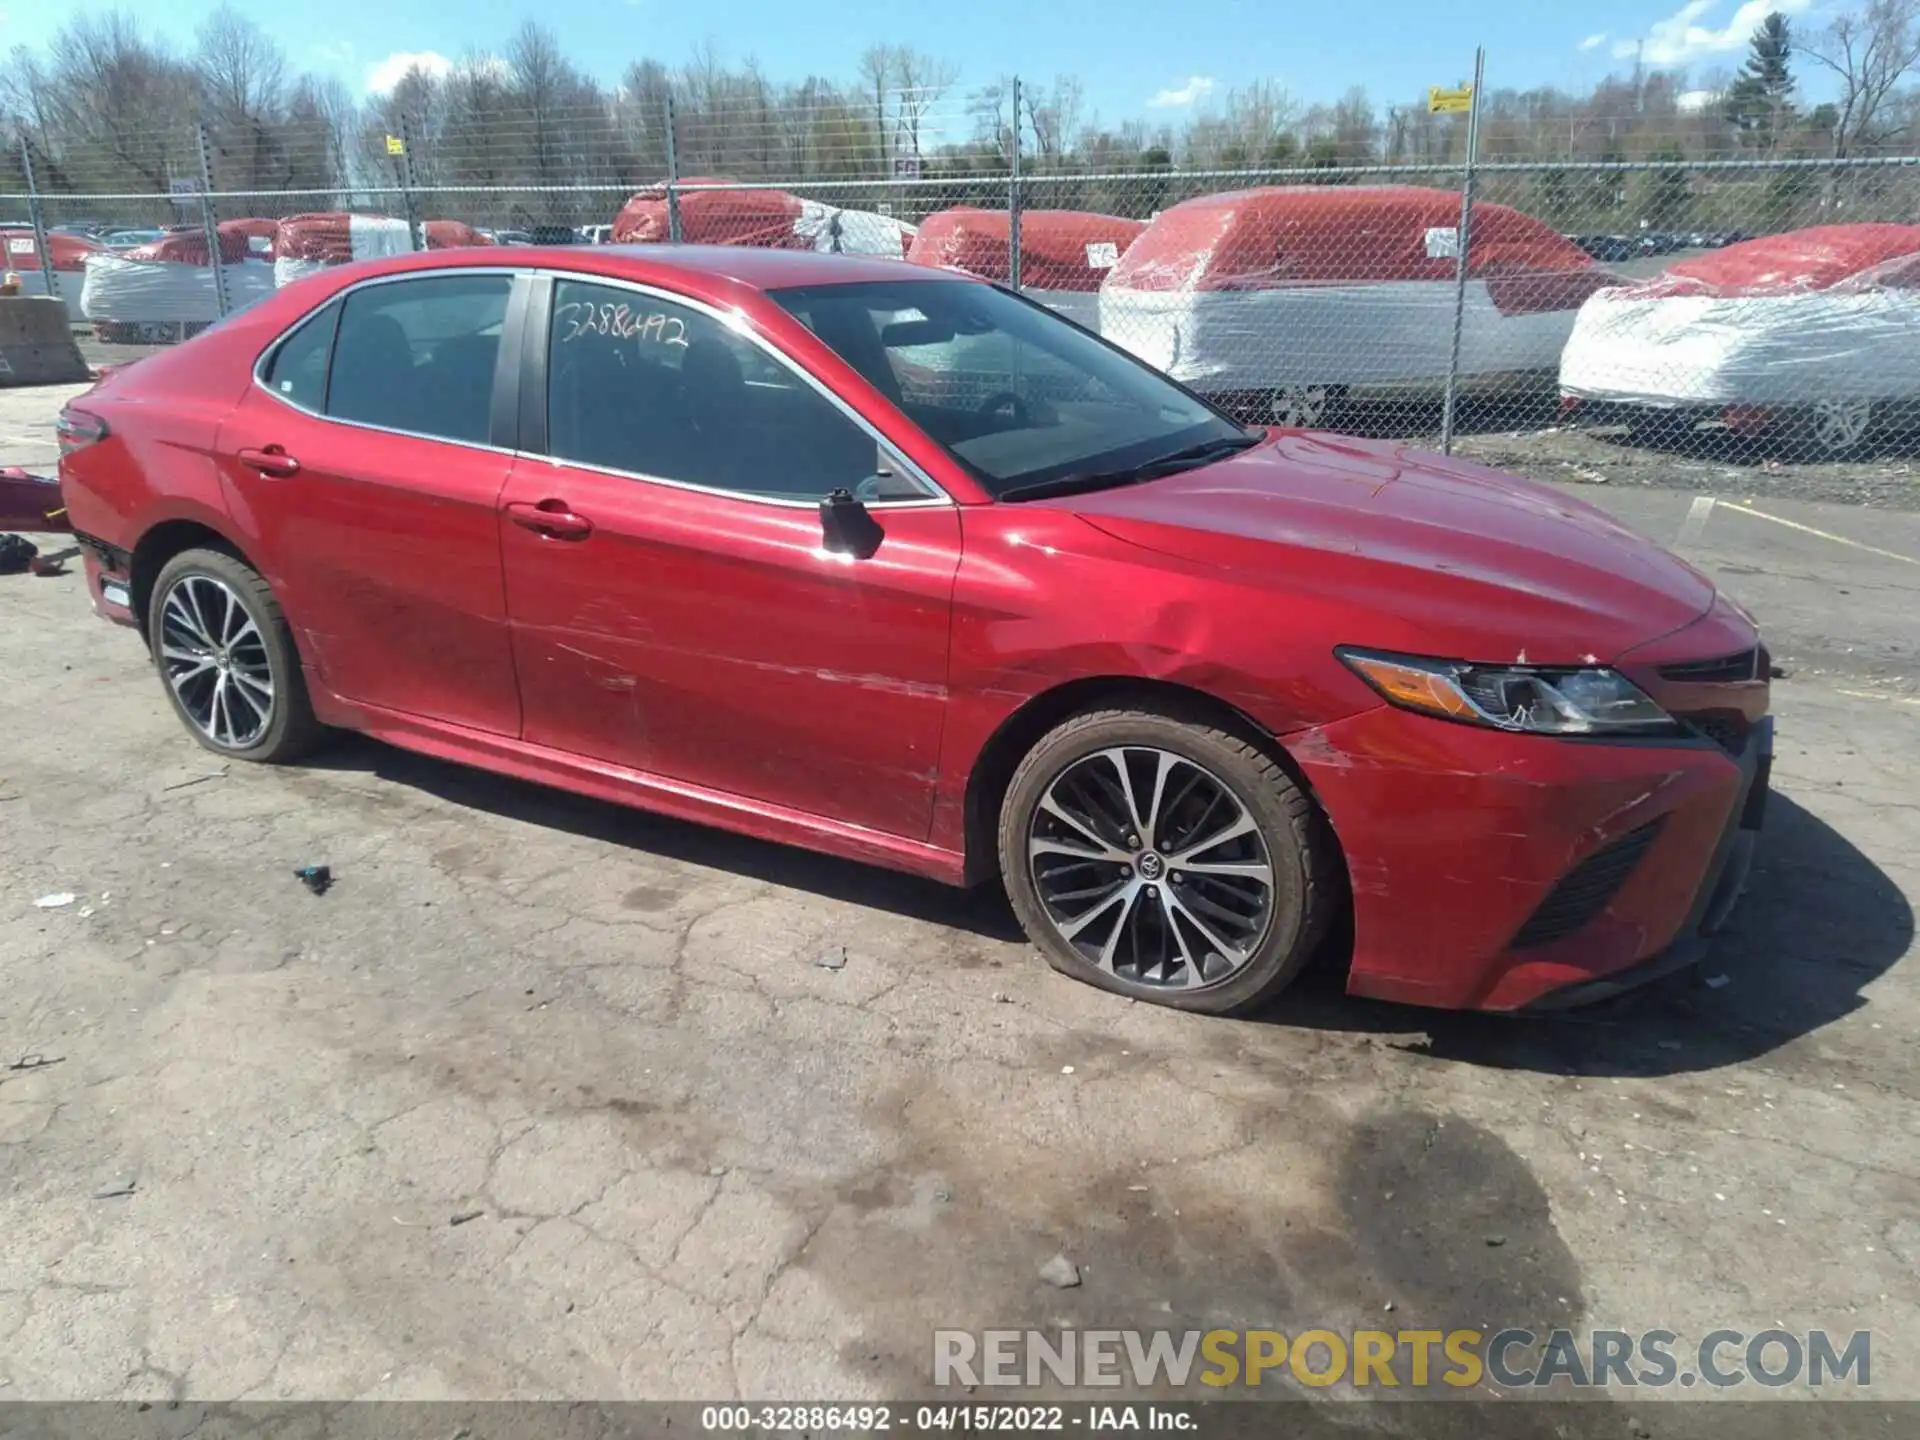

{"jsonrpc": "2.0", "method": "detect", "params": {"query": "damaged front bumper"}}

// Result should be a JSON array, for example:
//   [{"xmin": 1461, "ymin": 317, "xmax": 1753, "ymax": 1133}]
[{"xmin": 1290, "ymin": 706, "xmax": 1773, "ymax": 1013}]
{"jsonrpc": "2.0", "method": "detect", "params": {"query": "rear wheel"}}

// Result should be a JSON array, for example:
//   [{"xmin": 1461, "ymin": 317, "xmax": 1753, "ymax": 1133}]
[
  {"xmin": 1799, "ymin": 398, "xmax": 1873, "ymax": 457},
  {"xmin": 147, "ymin": 547, "xmax": 323, "ymax": 763},
  {"xmin": 998, "ymin": 707, "xmax": 1339, "ymax": 1015}
]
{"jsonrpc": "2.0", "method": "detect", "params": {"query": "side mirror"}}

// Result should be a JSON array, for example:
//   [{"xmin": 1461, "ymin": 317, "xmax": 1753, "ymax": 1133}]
[{"xmin": 819, "ymin": 487, "xmax": 885, "ymax": 560}]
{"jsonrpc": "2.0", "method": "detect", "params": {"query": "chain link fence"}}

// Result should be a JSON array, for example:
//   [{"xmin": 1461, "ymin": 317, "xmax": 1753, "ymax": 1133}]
[{"xmin": 8, "ymin": 83, "xmax": 1920, "ymax": 467}]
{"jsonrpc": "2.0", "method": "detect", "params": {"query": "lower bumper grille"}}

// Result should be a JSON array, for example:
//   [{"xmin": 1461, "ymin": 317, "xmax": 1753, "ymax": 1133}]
[
  {"xmin": 1511, "ymin": 819, "xmax": 1665, "ymax": 950},
  {"xmin": 1676, "ymin": 709, "xmax": 1751, "ymax": 757}
]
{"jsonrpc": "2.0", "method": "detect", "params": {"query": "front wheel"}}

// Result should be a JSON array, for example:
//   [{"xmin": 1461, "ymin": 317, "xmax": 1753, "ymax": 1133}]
[
  {"xmin": 997, "ymin": 707, "xmax": 1340, "ymax": 1015},
  {"xmin": 147, "ymin": 547, "xmax": 323, "ymax": 763},
  {"xmin": 1269, "ymin": 384, "xmax": 1340, "ymax": 430}
]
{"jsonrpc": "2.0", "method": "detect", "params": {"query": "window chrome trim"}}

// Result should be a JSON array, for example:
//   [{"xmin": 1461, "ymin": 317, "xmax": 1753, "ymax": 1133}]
[
  {"xmin": 530, "ymin": 269, "xmax": 954, "ymax": 511},
  {"xmin": 249, "ymin": 266, "xmax": 535, "ymax": 458}
]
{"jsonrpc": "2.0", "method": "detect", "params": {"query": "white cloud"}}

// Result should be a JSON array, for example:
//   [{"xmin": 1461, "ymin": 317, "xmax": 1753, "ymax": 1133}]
[
  {"xmin": 1676, "ymin": 88, "xmax": 1722, "ymax": 111},
  {"xmin": 1147, "ymin": 76, "xmax": 1216, "ymax": 109},
  {"xmin": 313, "ymin": 40, "xmax": 354, "ymax": 66},
  {"xmin": 458, "ymin": 54, "xmax": 512, "ymax": 82},
  {"xmin": 1579, "ymin": 32, "xmax": 1608, "ymax": 51},
  {"xmin": 1613, "ymin": 0, "xmax": 1810, "ymax": 66},
  {"xmin": 365, "ymin": 50, "xmax": 454, "ymax": 95}
]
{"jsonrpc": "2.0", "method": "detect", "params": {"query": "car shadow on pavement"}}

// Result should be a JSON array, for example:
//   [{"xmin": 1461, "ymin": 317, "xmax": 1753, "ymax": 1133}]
[
  {"xmin": 307, "ymin": 734, "xmax": 1031, "ymax": 943},
  {"xmin": 1271, "ymin": 794, "xmax": 1913, "ymax": 1078}
]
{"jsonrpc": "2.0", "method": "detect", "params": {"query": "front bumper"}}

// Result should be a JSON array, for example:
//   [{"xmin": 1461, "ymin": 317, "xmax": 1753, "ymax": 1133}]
[{"xmin": 1291, "ymin": 707, "xmax": 1772, "ymax": 1012}]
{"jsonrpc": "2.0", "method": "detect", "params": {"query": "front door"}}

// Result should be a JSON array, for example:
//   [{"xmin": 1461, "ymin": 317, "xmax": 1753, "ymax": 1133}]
[
  {"xmin": 214, "ymin": 271, "xmax": 523, "ymax": 735},
  {"xmin": 498, "ymin": 276, "xmax": 960, "ymax": 841}
]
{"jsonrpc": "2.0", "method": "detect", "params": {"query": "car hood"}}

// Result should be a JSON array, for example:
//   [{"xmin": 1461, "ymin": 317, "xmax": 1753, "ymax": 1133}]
[{"xmin": 1059, "ymin": 431, "xmax": 1719, "ymax": 665}]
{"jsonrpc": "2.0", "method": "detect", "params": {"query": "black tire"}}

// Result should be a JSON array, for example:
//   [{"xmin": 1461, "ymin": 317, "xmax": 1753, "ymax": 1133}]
[
  {"xmin": 997, "ymin": 706, "xmax": 1340, "ymax": 1016},
  {"xmin": 1624, "ymin": 411, "xmax": 1692, "ymax": 448},
  {"xmin": 146, "ymin": 546, "xmax": 324, "ymax": 764}
]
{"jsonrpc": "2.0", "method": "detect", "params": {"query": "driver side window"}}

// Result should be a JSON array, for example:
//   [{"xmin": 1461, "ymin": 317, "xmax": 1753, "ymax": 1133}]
[{"xmin": 545, "ymin": 279, "xmax": 929, "ymax": 503}]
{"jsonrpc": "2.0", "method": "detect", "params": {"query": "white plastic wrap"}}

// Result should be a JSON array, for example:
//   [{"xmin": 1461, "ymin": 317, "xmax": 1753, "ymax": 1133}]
[
  {"xmin": 272, "ymin": 257, "xmax": 330, "ymax": 288},
  {"xmin": 16, "ymin": 269, "xmax": 88, "ymax": 320},
  {"xmin": 1032, "ymin": 290, "xmax": 1100, "ymax": 332},
  {"xmin": 274, "ymin": 214, "xmax": 414, "ymax": 287},
  {"xmin": 81, "ymin": 254, "xmax": 277, "ymax": 324},
  {"xmin": 793, "ymin": 201, "xmax": 917, "ymax": 257},
  {"xmin": 1099, "ymin": 281, "xmax": 1579, "ymax": 394},
  {"xmin": 1560, "ymin": 286, "xmax": 1920, "ymax": 406}
]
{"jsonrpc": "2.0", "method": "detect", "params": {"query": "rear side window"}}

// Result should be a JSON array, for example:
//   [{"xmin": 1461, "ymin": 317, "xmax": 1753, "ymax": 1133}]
[
  {"xmin": 262, "ymin": 302, "xmax": 338, "ymax": 411},
  {"xmin": 325, "ymin": 274, "xmax": 511, "ymax": 445}
]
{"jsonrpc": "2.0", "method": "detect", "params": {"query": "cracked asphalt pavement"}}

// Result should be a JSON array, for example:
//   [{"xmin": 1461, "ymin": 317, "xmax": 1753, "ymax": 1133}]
[{"xmin": 1, "ymin": 384, "xmax": 1917, "ymax": 1412}]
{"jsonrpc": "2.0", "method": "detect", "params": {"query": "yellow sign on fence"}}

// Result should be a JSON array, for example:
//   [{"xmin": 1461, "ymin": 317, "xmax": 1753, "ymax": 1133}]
[
  {"xmin": 1428, "ymin": 85, "xmax": 1474, "ymax": 114},
  {"xmin": 384, "ymin": 135, "xmax": 406, "ymax": 156}
]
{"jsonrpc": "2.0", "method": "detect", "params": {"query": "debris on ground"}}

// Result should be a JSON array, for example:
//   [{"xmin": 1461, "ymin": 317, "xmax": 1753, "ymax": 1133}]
[
  {"xmin": 162, "ymin": 767, "xmax": 228, "ymax": 793},
  {"xmin": 0, "ymin": 535, "xmax": 37, "ymax": 576},
  {"xmin": 7, "ymin": 1054, "xmax": 63, "ymax": 1072},
  {"xmin": 1704, "ymin": 974, "xmax": 1732, "ymax": 989},
  {"xmin": 32, "ymin": 892, "xmax": 75, "ymax": 909},
  {"xmin": 91, "ymin": 1177, "xmax": 138, "ymax": 1200},
  {"xmin": 28, "ymin": 546, "xmax": 80, "ymax": 577},
  {"xmin": 1485, "ymin": 1234, "xmax": 1507, "ymax": 1247},
  {"xmin": 293, "ymin": 865, "xmax": 333, "ymax": 896},
  {"xmin": 1038, "ymin": 1253, "xmax": 1082, "ymax": 1289},
  {"xmin": 450, "ymin": 1209, "xmax": 484, "ymax": 1226},
  {"xmin": 814, "ymin": 945, "xmax": 848, "ymax": 971}
]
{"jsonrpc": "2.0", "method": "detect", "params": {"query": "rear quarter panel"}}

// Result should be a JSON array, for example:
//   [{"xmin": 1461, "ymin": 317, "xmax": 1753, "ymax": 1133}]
[{"xmin": 57, "ymin": 275, "xmax": 351, "ymax": 560}]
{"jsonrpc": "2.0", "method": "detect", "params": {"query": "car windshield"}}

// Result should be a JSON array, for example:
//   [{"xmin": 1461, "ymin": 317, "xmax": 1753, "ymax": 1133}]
[{"xmin": 768, "ymin": 279, "xmax": 1248, "ymax": 499}]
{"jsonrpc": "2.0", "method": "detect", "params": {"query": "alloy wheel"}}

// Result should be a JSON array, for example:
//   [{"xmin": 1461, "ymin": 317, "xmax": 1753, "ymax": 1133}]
[
  {"xmin": 157, "ymin": 574, "xmax": 276, "ymax": 750},
  {"xmin": 1271, "ymin": 384, "xmax": 1331, "ymax": 429},
  {"xmin": 1807, "ymin": 398, "xmax": 1872, "ymax": 455},
  {"xmin": 1027, "ymin": 746, "xmax": 1276, "ymax": 990}
]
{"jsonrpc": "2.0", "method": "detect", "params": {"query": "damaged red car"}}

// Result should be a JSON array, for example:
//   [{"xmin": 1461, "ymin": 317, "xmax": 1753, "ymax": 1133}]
[{"xmin": 56, "ymin": 247, "xmax": 1772, "ymax": 1014}]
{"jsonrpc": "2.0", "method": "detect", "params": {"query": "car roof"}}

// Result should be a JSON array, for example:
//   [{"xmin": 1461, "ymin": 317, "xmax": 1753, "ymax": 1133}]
[{"xmin": 355, "ymin": 243, "xmax": 973, "ymax": 298}]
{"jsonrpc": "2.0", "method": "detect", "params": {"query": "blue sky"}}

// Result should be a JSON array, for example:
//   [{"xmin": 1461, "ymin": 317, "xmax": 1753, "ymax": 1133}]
[{"xmin": 4, "ymin": 0, "xmax": 1817, "ymax": 123}]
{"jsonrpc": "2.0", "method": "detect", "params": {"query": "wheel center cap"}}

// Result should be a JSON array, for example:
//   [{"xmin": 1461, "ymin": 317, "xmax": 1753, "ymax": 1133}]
[{"xmin": 1137, "ymin": 851, "xmax": 1166, "ymax": 882}]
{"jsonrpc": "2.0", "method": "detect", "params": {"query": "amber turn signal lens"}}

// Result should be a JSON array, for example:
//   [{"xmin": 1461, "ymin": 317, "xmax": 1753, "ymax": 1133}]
[{"xmin": 1341, "ymin": 653, "xmax": 1479, "ymax": 720}]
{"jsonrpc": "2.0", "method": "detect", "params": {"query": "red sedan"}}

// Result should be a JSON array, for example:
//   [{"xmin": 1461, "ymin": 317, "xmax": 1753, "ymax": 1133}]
[{"xmin": 55, "ymin": 246, "xmax": 1773, "ymax": 1014}]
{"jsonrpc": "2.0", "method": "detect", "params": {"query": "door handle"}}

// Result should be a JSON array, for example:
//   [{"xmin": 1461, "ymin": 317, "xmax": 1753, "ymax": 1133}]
[
  {"xmin": 505, "ymin": 499, "xmax": 594, "ymax": 540},
  {"xmin": 237, "ymin": 445, "xmax": 300, "ymax": 478}
]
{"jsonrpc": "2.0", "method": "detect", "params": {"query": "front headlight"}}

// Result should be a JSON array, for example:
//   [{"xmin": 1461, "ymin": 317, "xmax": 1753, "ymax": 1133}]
[{"xmin": 1337, "ymin": 647, "xmax": 1678, "ymax": 736}]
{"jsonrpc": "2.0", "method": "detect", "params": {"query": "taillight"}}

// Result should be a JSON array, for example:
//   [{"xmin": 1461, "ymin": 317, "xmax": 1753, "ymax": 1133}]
[{"xmin": 57, "ymin": 407, "xmax": 108, "ymax": 456}]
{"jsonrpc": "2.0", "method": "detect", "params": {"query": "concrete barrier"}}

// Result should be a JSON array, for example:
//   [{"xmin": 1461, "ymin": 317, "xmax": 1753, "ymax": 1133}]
[{"xmin": 0, "ymin": 295, "xmax": 90, "ymax": 387}]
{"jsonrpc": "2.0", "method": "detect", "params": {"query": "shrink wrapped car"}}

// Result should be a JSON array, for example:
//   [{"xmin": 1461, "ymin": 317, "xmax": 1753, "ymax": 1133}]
[
  {"xmin": 1099, "ymin": 185, "xmax": 1617, "ymax": 425},
  {"xmin": 1559, "ymin": 222, "xmax": 1920, "ymax": 454}
]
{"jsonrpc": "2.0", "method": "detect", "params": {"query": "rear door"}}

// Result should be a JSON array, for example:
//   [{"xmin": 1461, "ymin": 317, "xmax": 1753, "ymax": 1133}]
[
  {"xmin": 214, "ymin": 270, "xmax": 526, "ymax": 735},
  {"xmin": 497, "ymin": 273, "xmax": 962, "ymax": 841}
]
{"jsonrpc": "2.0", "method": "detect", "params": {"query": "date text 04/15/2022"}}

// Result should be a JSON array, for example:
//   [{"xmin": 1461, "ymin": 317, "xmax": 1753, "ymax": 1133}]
[{"xmin": 698, "ymin": 1404, "xmax": 1198, "ymax": 1432}]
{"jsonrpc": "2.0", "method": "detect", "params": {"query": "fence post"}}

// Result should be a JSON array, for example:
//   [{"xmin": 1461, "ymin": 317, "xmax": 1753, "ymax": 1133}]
[
  {"xmin": 195, "ymin": 123, "xmax": 231, "ymax": 320},
  {"xmin": 397, "ymin": 116, "xmax": 424, "ymax": 252},
  {"xmin": 1438, "ymin": 46, "xmax": 1485, "ymax": 456},
  {"xmin": 17, "ymin": 139, "xmax": 61, "ymax": 308},
  {"xmin": 664, "ymin": 94, "xmax": 684, "ymax": 244},
  {"xmin": 1007, "ymin": 76, "xmax": 1023, "ymax": 292}
]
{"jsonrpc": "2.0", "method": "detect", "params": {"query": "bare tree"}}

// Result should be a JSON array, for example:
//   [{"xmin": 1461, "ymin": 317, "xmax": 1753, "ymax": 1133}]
[
  {"xmin": 1807, "ymin": 0, "xmax": 1920, "ymax": 156},
  {"xmin": 857, "ymin": 44, "xmax": 894, "ymax": 172},
  {"xmin": 195, "ymin": 8, "xmax": 290, "ymax": 192},
  {"xmin": 893, "ymin": 46, "xmax": 958, "ymax": 161},
  {"xmin": 1026, "ymin": 74, "xmax": 1084, "ymax": 161}
]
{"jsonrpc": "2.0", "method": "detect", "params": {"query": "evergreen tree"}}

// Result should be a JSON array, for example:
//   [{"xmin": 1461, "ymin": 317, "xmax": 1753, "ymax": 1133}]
[{"xmin": 1724, "ymin": 12, "xmax": 1796, "ymax": 152}]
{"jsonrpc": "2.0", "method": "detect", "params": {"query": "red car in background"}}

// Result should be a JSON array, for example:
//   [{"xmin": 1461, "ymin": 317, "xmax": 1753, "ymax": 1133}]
[{"xmin": 55, "ymin": 246, "xmax": 1772, "ymax": 1015}]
